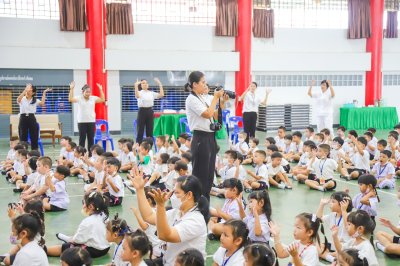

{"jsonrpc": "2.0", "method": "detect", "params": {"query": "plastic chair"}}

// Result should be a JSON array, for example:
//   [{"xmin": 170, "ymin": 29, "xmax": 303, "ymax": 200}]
[
  {"xmin": 94, "ymin": 119, "xmax": 114, "ymax": 151},
  {"xmin": 28, "ymin": 123, "xmax": 44, "ymax": 156},
  {"xmin": 229, "ymin": 116, "xmax": 243, "ymax": 144},
  {"xmin": 222, "ymin": 109, "xmax": 231, "ymax": 136},
  {"xmin": 179, "ymin": 117, "xmax": 191, "ymax": 136}
]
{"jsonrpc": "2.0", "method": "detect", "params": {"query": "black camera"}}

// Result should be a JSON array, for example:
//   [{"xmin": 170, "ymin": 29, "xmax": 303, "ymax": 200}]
[
  {"xmin": 8, "ymin": 202, "xmax": 19, "ymax": 209},
  {"xmin": 210, "ymin": 122, "xmax": 222, "ymax": 131},
  {"xmin": 215, "ymin": 86, "xmax": 236, "ymax": 99}
]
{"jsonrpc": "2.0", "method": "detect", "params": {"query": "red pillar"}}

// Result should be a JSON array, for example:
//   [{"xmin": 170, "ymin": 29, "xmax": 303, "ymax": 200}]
[
  {"xmin": 365, "ymin": 0, "xmax": 384, "ymax": 106},
  {"xmin": 86, "ymin": 0, "xmax": 107, "ymax": 120},
  {"xmin": 235, "ymin": 0, "xmax": 253, "ymax": 116}
]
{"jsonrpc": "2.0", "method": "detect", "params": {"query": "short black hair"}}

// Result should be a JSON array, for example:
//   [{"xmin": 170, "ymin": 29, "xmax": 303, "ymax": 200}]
[
  {"xmin": 167, "ymin": 156, "xmax": 180, "ymax": 165},
  {"xmin": 306, "ymin": 126, "xmax": 314, "ymax": 133},
  {"xmin": 17, "ymin": 149, "xmax": 28, "ymax": 159},
  {"xmin": 267, "ymin": 144, "xmax": 279, "ymax": 152},
  {"xmin": 68, "ymin": 141, "xmax": 77, "ymax": 149},
  {"xmin": 284, "ymin": 134, "xmax": 293, "ymax": 141},
  {"xmin": 333, "ymin": 137, "xmax": 344, "ymax": 146},
  {"xmin": 159, "ymin": 153, "xmax": 170, "ymax": 164},
  {"xmin": 175, "ymin": 160, "xmax": 188, "ymax": 171},
  {"xmin": 389, "ymin": 130, "xmax": 399, "ymax": 137},
  {"xmin": 292, "ymin": 131, "xmax": 302, "ymax": 138},
  {"xmin": 348, "ymin": 130, "xmax": 358, "ymax": 138},
  {"xmin": 179, "ymin": 133, "xmax": 190, "ymax": 140},
  {"xmin": 90, "ymin": 144, "xmax": 104, "ymax": 156},
  {"xmin": 250, "ymin": 137, "xmax": 259, "ymax": 145},
  {"xmin": 106, "ymin": 157, "xmax": 121, "ymax": 170},
  {"xmin": 357, "ymin": 136, "xmax": 368, "ymax": 147},
  {"xmin": 377, "ymin": 139, "xmax": 387, "ymax": 147},
  {"xmin": 28, "ymin": 150, "xmax": 41, "ymax": 158},
  {"xmin": 224, "ymin": 150, "xmax": 238, "ymax": 160},
  {"xmin": 140, "ymin": 142, "xmax": 151, "ymax": 152},
  {"xmin": 61, "ymin": 136, "xmax": 72, "ymax": 142},
  {"xmin": 278, "ymin": 126, "xmax": 286, "ymax": 131},
  {"xmin": 337, "ymin": 126, "xmax": 346, "ymax": 132},
  {"xmin": 381, "ymin": 150, "xmax": 392, "ymax": 158},
  {"xmin": 367, "ymin": 127, "xmax": 376, "ymax": 134},
  {"xmin": 56, "ymin": 165, "xmax": 71, "ymax": 178},
  {"xmin": 265, "ymin": 137, "xmax": 276, "ymax": 144},
  {"xmin": 363, "ymin": 131, "xmax": 373, "ymax": 139},
  {"xmin": 254, "ymin": 150, "xmax": 267, "ymax": 158},
  {"xmin": 303, "ymin": 140, "xmax": 315, "ymax": 147},
  {"xmin": 181, "ymin": 152, "xmax": 192, "ymax": 162},
  {"xmin": 271, "ymin": 152, "xmax": 283, "ymax": 159},
  {"xmin": 394, "ymin": 124, "xmax": 400, "ymax": 129}
]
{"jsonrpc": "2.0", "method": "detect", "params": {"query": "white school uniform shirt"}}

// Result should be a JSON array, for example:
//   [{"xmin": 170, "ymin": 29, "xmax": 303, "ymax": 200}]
[
  {"xmin": 137, "ymin": 90, "xmax": 159, "ymax": 107},
  {"xmin": 342, "ymin": 239, "xmax": 378, "ymax": 266},
  {"xmin": 154, "ymin": 163, "xmax": 169, "ymax": 180},
  {"xmin": 298, "ymin": 152, "xmax": 310, "ymax": 167},
  {"xmin": 119, "ymin": 151, "xmax": 136, "ymax": 166},
  {"xmin": 145, "ymin": 208, "xmax": 163, "ymax": 258},
  {"xmin": 254, "ymin": 164, "xmax": 268, "ymax": 183},
  {"xmin": 330, "ymin": 148, "xmax": 345, "ymax": 163},
  {"xmin": 220, "ymin": 199, "xmax": 241, "ymax": 223},
  {"xmin": 7, "ymin": 149, "xmax": 16, "ymax": 160},
  {"xmin": 13, "ymin": 160, "xmax": 25, "ymax": 176},
  {"xmin": 180, "ymin": 145, "xmax": 190, "ymax": 153},
  {"xmin": 112, "ymin": 239, "xmax": 131, "ymax": 266},
  {"xmin": 19, "ymin": 96, "xmax": 41, "ymax": 114},
  {"xmin": 72, "ymin": 213, "xmax": 110, "ymax": 250},
  {"xmin": 373, "ymin": 150, "xmax": 381, "ymax": 161},
  {"xmin": 59, "ymin": 147, "xmax": 66, "ymax": 157},
  {"xmin": 244, "ymin": 213, "xmax": 270, "ymax": 243},
  {"xmin": 187, "ymin": 162, "xmax": 193, "ymax": 175},
  {"xmin": 266, "ymin": 163, "xmax": 285, "ymax": 178},
  {"xmin": 213, "ymin": 246, "xmax": 245, "ymax": 266},
  {"xmin": 26, "ymin": 172, "xmax": 39, "ymax": 186},
  {"xmin": 366, "ymin": 139, "xmax": 377, "ymax": 156},
  {"xmin": 64, "ymin": 151, "xmax": 74, "ymax": 161},
  {"xmin": 291, "ymin": 141, "xmax": 304, "ymax": 154},
  {"xmin": 156, "ymin": 146, "xmax": 167, "ymax": 156},
  {"xmin": 218, "ymin": 165, "xmax": 237, "ymax": 181},
  {"xmin": 186, "ymin": 93, "xmax": 213, "ymax": 132},
  {"xmin": 164, "ymin": 170, "xmax": 179, "ymax": 191},
  {"xmin": 352, "ymin": 193, "xmax": 378, "ymax": 217},
  {"xmin": 286, "ymin": 241, "xmax": 319, "ymax": 266},
  {"xmin": 76, "ymin": 95, "xmax": 99, "ymax": 123},
  {"xmin": 308, "ymin": 158, "xmax": 337, "ymax": 179},
  {"xmin": 49, "ymin": 179, "xmax": 70, "ymax": 209},
  {"xmin": 351, "ymin": 150, "xmax": 370, "ymax": 171},
  {"xmin": 238, "ymin": 165, "xmax": 247, "ymax": 181},
  {"xmin": 385, "ymin": 140, "xmax": 399, "ymax": 151},
  {"xmin": 282, "ymin": 143, "xmax": 292, "ymax": 154},
  {"xmin": 372, "ymin": 162, "xmax": 395, "ymax": 179},
  {"xmin": 274, "ymin": 136, "xmax": 286, "ymax": 151},
  {"xmin": 106, "ymin": 174, "xmax": 125, "ymax": 198},
  {"xmin": 13, "ymin": 240, "xmax": 49, "ymax": 266},
  {"xmin": 312, "ymin": 89, "xmax": 333, "ymax": 116},
  {"xmin": 280, "ymin": 157, "xmax": 290, "ymax": 167},
  {"xmin": 163, "ymin": 207, "xmax": 207, "ymax": 266},
  {"xmin": 243, "ymin": 92, "xmax": 262, "ymax": 113},
  {"xmin": 234, "ymin": 141, "xmax": 249, "ymax": 156},
  {"xmin": 322, "ymin": 213, "xmax": 350, "ymax": 243}
]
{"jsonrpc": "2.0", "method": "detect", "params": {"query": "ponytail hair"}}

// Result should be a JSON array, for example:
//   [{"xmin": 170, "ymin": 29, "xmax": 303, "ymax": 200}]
[
  {"xmin": 224, "ymin": 220, "xmax": 249, "ymax": 248},
  {"xmin": 339, "ymin": 248, "xmax": 369, "ymax": 266},
  {"xmin": 176, "ymin": 248, "xmax": 204, "ymax": 266},
  {"xmin": 321, "ymin": 80, "xmax": 329, "ymax": 88},
  {"xmin": 358, "ymin": 174, "xmax": 380, "ymax": 202},
  {"xmin": 125, "ymin": 229, "xmax": 153, "ymax": 260},
  {"xmin": 243, "ymin": 243, "xmax": 277, "ymax": 266},
  {"xmin": 83, "ymin": 191, "xmax": 109, "ymax": 221},
  {"xmin": 248, "ymin": 190, "xmax": 272, "ymax": 221},
  {"xmin": 296, "ymin": 212, "xmax": 328, "ymax": 254},
  {"xmin": 12, "ymin": 212, "xmax": 44, "ymax": 245},
  {"xmin": 184, "ymin": 71, "xmax": 205, "ymax": 92},
  {"xmin": 106, "ymin": 213, "xmax": 131, "ymax": 236},
  {"xmin": 347, "ymin": 210, "xmax": 376, "ymax": 245},
  {"xmin": 61, "ymin": 247, "xmax": 92, "ymax": 266},
  {"xmin": 177, "ymin": 175, "xmax": 210, "ymax": 223},
  {"xmin": 23, "ymin": 200, "xmax": 45, "ymax": 246},
  {"xmin": 30, "ymin": 85, "xmax": 38, "ymax": 105}
]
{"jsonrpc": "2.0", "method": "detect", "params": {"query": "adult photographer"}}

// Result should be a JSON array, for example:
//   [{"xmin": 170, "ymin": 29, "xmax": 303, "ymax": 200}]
[
  {"xmin": 185, "ymin": 71, "xmax": 225, "ymax": 200},
  {"xmin": 238, "ymin": 82, "xmax": 271, "ymax": 143}
]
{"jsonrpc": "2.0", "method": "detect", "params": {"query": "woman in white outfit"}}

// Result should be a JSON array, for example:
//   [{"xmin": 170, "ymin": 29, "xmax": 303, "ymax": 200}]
[{"xmin": 308, "ymin": 80, "xmax": 335, "ymax": 133}]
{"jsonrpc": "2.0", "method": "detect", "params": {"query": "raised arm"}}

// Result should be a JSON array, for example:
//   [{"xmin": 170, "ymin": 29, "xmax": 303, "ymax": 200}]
[
  {"xmin": 95, "ymin": 83, "xmax": 105, "ymax": 103},
  {"xmin": 307, "ymin": 80, "xmax": 316, "ymax": 98},
  {"xmin": 201, "ymin": 90, "xmax": 224, "ymax": 119},
  {"xmin": 38, "ymin": 88, "xmax": 52, "ymax": 107},
  {"xmin": 327, "ymin": 80, "xmax": 335, "ymax": 98},
  {"xmin": 17, "ymin": 85, "xmax": 29, "ymax": 104},
  {"xmin": 260, "ymin": 89, "xmax": 271, "ymax": 106},
  {"xmin": 154, "ymin": 78, "xmax": 164, "ymax": 98},
  {"xmin": 68, "ymin": 81, "xmax": 78, "ymax": 103},
  {"xmin": 134, "ymin": 80, "xmax": 140, "ymax": 99},
  {"xmin": 238, "ymin": 85, "xmax": 250, "ymax": 102}
]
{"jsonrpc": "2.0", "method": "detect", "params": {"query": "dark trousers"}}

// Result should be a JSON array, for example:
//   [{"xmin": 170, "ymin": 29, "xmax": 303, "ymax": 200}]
[
  {"xmin": 78, "ymin": 122, "xmax": 95, "ymax": 151},
  {"xmin": 137, "ymin": 107, "xmax": 154, "ymax": 144},
  {"xmin": 191, "ymin": 130, "xmax": 217, "ymax": 201},
  {"xmin": 243, "ymin": 111, "xmax": 257, "ymax": 143},
  {"xmin": 19, "ymin": 114, "xmax": 39, "ymax": 150}
]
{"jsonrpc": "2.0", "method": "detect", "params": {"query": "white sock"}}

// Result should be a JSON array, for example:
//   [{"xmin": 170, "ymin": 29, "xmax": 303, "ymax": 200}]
[
  {"xmin": 293, "ymin": 175, "xmax": 298, "ymax": 181},
  {"xmin": 16, "ymin": 184, "xmax": 20, "ymax": 189},
  {"xmin": 317, "ymin": 186, "xmax": 325, "ymax": 192},
  {"xmin": 278, "ymin": 183, "xmax": 286, "ymax": 189},
  {"xmin": 376, "ymin": 242, "xmax": 386, "ymax": 252},
  {"xmin": 287, "ymin": 173, "xmax": 293, "ymax": 178},
  {"xmin": 325, "ymin": 254, "xmax": 335, "ymax": 263}
]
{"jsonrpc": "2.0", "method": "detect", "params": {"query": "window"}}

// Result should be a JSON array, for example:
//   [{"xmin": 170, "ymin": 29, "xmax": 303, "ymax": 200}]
[{"xmin": 0, "ymin": 0, "xmax": 59, "ymax": 19}]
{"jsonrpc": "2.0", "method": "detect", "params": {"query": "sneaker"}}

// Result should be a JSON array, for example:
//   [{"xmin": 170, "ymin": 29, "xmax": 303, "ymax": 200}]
[
  {"xmin": 344, "ymin": 176, "xmax": 352, "ymax": 181},
  {"xmin": 1, "ymin": 170, "xmax": 7, "ymax": 175},
  {"xmin": 285, "ymin": 184, "xmax": 293, "ymax": 189},
  {"xmin": 123, "ymin": 180, "xmax": 136, "ymax": 194},
  {"xmin": 277, "ymin": 183, "xmax": 286, "ymax": 190},
  {"xmin": 287, "ymin": 173, "xmax": 293, "ymax": 179},
  {"xmin": 56, "ymin": 233, "xmax": 70, "ymax": 243},
  {"xmin": 292, "ymin": 175, "xmax": 298, "ymax": 181},
  {"xmin": 244, "ymin": 188, "xmax": 252, "ymax": 193},
  {"xmin": 216, "ymin": 193, "xmax": 225, "ymax": 199},
  {"xmin": 77, "ymin": 174, "xmax": 84, "ymax": 179},
  {"xmin": 207, "ymin": 233, "xmax": 219, "ymax": 241},
  {"xmin": 317, "ymin": 186, "xmax": 327, "ymax": 192},
  {"xmin": 84, "ymin": 180, "xmax": 91, "ymax": 184},
  {"xmin": 298, "ymin": 179, "xmax": 305, "ymax": 184},
  {"xmin": 13, "ymin": 188, "xmax": 23, "ymax": 193}
]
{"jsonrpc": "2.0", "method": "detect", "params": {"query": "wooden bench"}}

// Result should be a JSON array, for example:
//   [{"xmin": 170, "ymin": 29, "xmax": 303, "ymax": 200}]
[{"xmin": 10, "ymin": 114, "xmax": 63, "ymax": 146}]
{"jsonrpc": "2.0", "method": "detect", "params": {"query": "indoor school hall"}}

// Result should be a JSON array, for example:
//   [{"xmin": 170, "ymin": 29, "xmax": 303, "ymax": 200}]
[{"xmin": 1, "ymin": 0, "xmax": 400, "ymax": 266}]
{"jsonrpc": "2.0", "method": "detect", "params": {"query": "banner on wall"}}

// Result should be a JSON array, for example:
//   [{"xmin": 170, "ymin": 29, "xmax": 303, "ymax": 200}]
[
  {"xmin": 0, "ymin": 69, "xmax": 73, "ymax": 86},
  {"xmin": 119, "ymin": 70, "xmax": 226, "ymax": 87}
]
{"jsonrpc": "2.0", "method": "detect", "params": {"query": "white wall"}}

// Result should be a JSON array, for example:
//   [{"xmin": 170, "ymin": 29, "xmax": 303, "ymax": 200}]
[
  {"xmin": 72, "ymin": 70, "xmax": 87, "ymax": 133},
  {"xmin": 107, "ymin": 71, "xmax": 121, "ymax": 132}
]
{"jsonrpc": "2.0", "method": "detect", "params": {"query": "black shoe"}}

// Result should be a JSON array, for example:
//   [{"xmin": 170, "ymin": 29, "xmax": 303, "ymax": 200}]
[
  {"xmin": 216, "ymin": 193, "xmax": 225, "ymax": 199},
  {"xmin": 207, "ymin": 233, "xmax": 218, "ymax": 241},
  {"xmin": 298, "ymin": 179, "xmax": 305, "ymax": 184},
  {"xmin": 1, "ymin": 170, "xmax": 7, "ymax": 175},
  {"xmin": 84, "ymin": 180, "xmax": 91, "ymax": 184},
  {"xmin": 0, "ymin": 255, "xmax": 6, "ymax": 262},
  {"xmin": 13, "ymin": 188, "xmax": 23, "ymax": 193}
]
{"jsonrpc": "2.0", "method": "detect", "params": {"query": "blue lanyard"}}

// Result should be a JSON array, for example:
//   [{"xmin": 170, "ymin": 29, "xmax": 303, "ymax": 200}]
[
  {"xmin": 378, "ymin": 163, "xmax": 388, "ymax": 176},
  {"xmin": 336, "ymin": 215, "xmax": 343, "ymax": 226},
  {"xmin": 112, "ymin": 240, "xmax": 123, "ymax": 264},
  {"xmin": 222, "ymin": 248, "xmax": 240, "ymax": 266},
  {"xmin": 319, "ymin": 159, "xmax": 327, "ymax": 176}
]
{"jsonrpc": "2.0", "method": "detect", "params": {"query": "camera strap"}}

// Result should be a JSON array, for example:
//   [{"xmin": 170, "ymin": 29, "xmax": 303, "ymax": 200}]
[{"xmin": 191, "ymin": 92, "xmax": 215, "ymax": 124}]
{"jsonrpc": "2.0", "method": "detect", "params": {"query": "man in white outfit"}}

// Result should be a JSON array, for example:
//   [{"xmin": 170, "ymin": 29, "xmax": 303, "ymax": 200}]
[{"xmin": 308, "ymin": 79, "xmax": 335, "ymax": 133}]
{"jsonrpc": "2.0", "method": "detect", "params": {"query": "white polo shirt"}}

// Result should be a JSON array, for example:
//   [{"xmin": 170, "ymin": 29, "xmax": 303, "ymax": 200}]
[
  {"xmin": 19, "ymin": 96, "xmax": 41, "ymax": 114},
  {"xmin": 243, "ymin": 92, "xmax": 262, "ymax": 113},
  {"xmin": 163, "ymin": 207, "xmax": 207, "ymax": 266},
  {"xmin": 312, "ymin": 89, "xmax": 333, "ymax": 116},
  {"xmin": 185, "ymin": 93, "xmax": 213, "ymax": 132},
  {"xmin": 213, "ymin": 246, "xmax": 245, "ymax": 266},
  {"xmin": 137, "ymin": 90, "xmax": 159, "ymax": 108},
  {"xmin": 76, "ymin": 96, "xmax": 99, "ymax": 123},
  {"xmin": 13, "ymin": 241, "xmax": 49, "ymax": 266},
  {"xmin": 106, "ymin": 174, "xmax": 125, "ymax": 198},
  {"xmin": 72, "ymin": 213, "xmax": 110, "ymax": 250}
]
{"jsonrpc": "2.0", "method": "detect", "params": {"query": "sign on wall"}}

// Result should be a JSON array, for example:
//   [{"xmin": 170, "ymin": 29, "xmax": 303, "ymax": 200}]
[{"xmin": 0, "ymin": 69, "xmax": 73, "ymax": 86}]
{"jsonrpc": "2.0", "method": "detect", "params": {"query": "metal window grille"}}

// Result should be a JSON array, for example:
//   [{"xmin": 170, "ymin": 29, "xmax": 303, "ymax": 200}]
[
  {"xmin": 0, "ymin": 0, "xmax": 59, "ymax": 19},
  {"xmin": 254, "ymin": 74, "xmax": 363, "ymax": 87},
  {"xmin": 0, "ymin": 86, "xmax": 72, "ymax": 115},
  {"xmin": 383, "ymin": 74, "xmax": 400, "ymax": 86}
]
